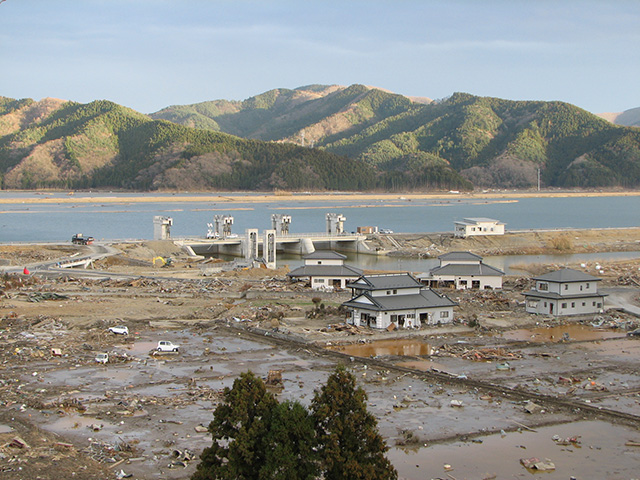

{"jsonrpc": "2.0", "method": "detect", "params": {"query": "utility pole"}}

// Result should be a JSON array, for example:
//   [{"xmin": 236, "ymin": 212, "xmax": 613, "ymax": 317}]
[{"xmin": 537, "ymin": 168, "xmax": 541, "ymax": 191}]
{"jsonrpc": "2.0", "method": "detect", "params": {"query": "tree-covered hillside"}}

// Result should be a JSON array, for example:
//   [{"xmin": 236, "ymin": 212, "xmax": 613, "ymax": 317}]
[
  {"xmin": 154, "ymin": 86, "xmax": 640, "ymax": 188},
  {"xmin": 0, "ymin": 95, "xmax": 468, "ymax": 191}
]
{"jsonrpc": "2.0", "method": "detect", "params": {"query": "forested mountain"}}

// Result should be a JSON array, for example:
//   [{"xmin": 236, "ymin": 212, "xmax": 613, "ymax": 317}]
[
  {"xmin": 3, "ymin": 86, "xmax": 640, "ymax": 191},
  {"xmin": 2, "ymin": 95, "xmax": 464, "ymax": 191},
  {"xmin": 153, "ymin": 85, "xmax": 640, "ymax": 188}
]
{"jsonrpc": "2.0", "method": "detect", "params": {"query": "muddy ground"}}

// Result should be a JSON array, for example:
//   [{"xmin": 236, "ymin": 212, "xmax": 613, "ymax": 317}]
[{"xmin": 1, "ymin": 240, "xmax": 640, "ymax": 480}]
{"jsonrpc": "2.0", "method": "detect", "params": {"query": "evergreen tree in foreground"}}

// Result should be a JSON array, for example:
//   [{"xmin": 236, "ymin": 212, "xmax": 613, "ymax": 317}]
[
  {"xmin": 311, "ymin": 365, "xmax": 398, "ymax": 480},
  {"xmin": 191, "ymin": 371, "xmax": 318, "ymax": 480}
]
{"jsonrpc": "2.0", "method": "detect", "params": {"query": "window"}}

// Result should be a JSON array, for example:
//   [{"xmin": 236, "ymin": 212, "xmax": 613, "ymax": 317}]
[
  {"xmin": 386, "ymin": 290, "xmax": 391, "ymax": 295},
  {"xmin": 440, "ymin": 311, "xmax": 449, "ymax": 318},
  {"xmin": 571, "ymin": 302, "xmax": 575, "ymax": 308},
  {"xmin": 538, "ymin": 282, "xmax": 549, "ymax": 291},
  {"xmin": 393, "ymin": 289, "xmax": 397, "ymax": 294},
  {"xmin": 586, "ymin": 283, "xmax": 590, "ymax": 288},
  {"xmin": 597, "ymin": 303, "xmax": 602, "ymax": 308},
  {"xmin": 592, "ymin": 301, "xmax": 596, "ymax": 306},
  {"xmin": 582, "ymin": 302, "xmax": 586, "ymax": 306},
  {"xmin": 314, "ymin": 278, "xmax": 325, "ymax": 283},
  {"xmin": 544, "ymin": 302, "xmax": 547, "ymax": 307},
  {"xmin": 564, "ymin": 284, "xmax": 568, "ymax": 290},
  {"xmin": 317, "ymin": 261, "xmax": 322, "ymax": 265},
  {"xmin": 562, "ymin": 303, "xmax": 567, "ymax": 308},
  {"xmin": 580, "ymin": 285, "xmax": 583, "ymax": 291}
]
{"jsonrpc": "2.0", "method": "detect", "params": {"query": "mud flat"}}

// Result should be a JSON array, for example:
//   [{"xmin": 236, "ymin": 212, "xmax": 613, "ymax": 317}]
[{"xmin": 0, "ymin": 189, "xmax": 639, "ymax": 205}]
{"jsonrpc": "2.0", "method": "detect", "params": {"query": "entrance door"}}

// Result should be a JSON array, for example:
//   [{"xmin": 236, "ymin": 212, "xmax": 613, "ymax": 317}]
[{"xmin": 549, "ymin": 303, "xmax": 554, "ymax": 314}]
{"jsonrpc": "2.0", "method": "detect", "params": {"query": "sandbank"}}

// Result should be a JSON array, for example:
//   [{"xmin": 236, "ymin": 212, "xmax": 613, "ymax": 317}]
[{"xmin": 0, "ymin": 190, "xmax": 639, "ymax": 205}]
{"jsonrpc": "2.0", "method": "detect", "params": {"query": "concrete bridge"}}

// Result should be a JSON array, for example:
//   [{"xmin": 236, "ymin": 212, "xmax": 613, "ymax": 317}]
[{"xmin": 181, "ymin": 232, "xmax": 370, "ymax": 258}]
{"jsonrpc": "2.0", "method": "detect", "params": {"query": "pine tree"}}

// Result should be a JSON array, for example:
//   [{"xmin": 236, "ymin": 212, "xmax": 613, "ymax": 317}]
[
  {"xmin": 260, "ymin": 400, "xmax": 319, "ymax": 480},
  {"xmin": 191, "ymin": 371, "xmax": 277, "ymax": 480},
  {"xmin": 310, "ymin": 365, "xmax": 398, "ymax": 480},
  {"xmin": 191, "ymin": 372, "xmax": 319, "ymax": 480}
]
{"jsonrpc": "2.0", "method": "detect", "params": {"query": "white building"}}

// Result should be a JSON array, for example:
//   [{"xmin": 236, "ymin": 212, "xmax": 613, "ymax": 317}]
[
  {"xmin": 523, "ymin": 268, "xmax": 606, "ymax": 316},
  {"xmin": 418, "ymin": 251, "xmax": 504, "ymax": 290},
  {"xmin": 343, "ymin": 273, "xmax": 457, "ymax": 329},
  {"xmin": 454, "ymin": 218, "xmax": 505, "ymax": 238},
  {"xmin": 287, "ymin": 251, "xmax": 362, "ymax": 291}
]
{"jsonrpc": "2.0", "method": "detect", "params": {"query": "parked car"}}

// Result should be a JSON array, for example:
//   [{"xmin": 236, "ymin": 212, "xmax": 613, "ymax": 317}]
[
  {"xmin": 379, "ymin": 228, "xmax": 394, "ymax": 234},
  {"xmin": 95, "ymin": 353, "xmax": 109, "ymax": 364},
  {"xmin": 156, "ymin": 340, "xmax": 179, "ymax": 353},
  {"xmin": 108, "ymin": 326, "xmax": 129, "ymax": 335}
]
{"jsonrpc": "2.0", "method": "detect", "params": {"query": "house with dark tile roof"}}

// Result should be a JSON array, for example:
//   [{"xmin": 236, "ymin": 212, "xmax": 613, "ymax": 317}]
[
  {"xmin": 523, "ymin": 268, "xmax": 606, "ymax": 316},
  {"xmin": 418, "ymin": 251, "xmax": 504, "ymax": 289},
  {"xmin": 343, "ymin": 273, "xmax": 457, "ymax": 329},
  {"xmin": 287, "ymin": 251, "xmax": 362, "ymax": 291}
]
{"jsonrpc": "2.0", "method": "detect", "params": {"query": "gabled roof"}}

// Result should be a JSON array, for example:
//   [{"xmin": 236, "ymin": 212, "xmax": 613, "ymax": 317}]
[
  {"xmin": 533, "ymin": 268, "xmax": 601, "ymax": 283},
  {"xmin": 438, "ymin": 251, "xmax": 483, "ymax": 262},
  {"xmin": 343, "ymin": 289, "xmax": 457, "ymax": 312},
  {"xmin": 303, "ymin": 250, "xmax": 347, "ymax": 260},
  {"xmin": 287, "ymin": 264, "xmax": 363, "ymax": 278},
  {"xmin": 347, "ymin": 273, "xmax": 421, "ymax": 291},
  {"xmin": 427, "ymin": 262, "xmax": 505, "ymax": 277}
]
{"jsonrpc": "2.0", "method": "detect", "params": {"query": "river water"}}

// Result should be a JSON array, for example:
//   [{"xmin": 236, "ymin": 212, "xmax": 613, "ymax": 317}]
[{"xmin": 1, "ymin": 192, "xmax": 639, "ymax": 273}]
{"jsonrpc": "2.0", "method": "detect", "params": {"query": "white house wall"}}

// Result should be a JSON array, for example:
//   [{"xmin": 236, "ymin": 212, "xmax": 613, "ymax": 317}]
[
  {"xmin": 347, "ymin": 306, "xmax": 454, "ymax": 329},
  {"xmin": 536, "ymin": 280, "xmax": 598, "ymax": 296},
  {"xmin": 525, "ymin": 296, "xmax": 604, "ymax": 316},
  {"xmin": 432, "ymin": 274, "xmax": 503, "ymax": 290}
]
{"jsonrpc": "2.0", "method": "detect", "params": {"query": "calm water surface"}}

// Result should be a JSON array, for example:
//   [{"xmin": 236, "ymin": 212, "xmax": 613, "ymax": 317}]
[
  {"xmin": 2, "ymin": 193, "xmax": 639, "ymax": 272},
  {"xmin": 2, "ymin": 192, "xmax": 639, "ymax": 242}
]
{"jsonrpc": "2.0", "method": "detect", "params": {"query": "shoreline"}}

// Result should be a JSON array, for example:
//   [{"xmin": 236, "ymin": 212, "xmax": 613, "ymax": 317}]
[{"xmin": 0, "ymin": 189, "xmax": 640, "ymax": 204}]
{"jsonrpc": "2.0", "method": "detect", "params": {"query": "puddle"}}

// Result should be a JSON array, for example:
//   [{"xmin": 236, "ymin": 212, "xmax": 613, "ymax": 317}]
[
  {"xmin": 327, "ymin": 339, "xmax": 433, "ymax": 357},
  {"xmin": 0, "ymin": 424, "xmax": 13, "ymax": 434},
  {"xmin": 388, "ymin": 420, "xmax": 640, "ymax": 479},
  {"xmin": 501, "ymin": 324, "xmax": 626, "ymax": 343},
  {"xmin": 119, "ymin": 341, "xmax": 157, "ymax": 356}
]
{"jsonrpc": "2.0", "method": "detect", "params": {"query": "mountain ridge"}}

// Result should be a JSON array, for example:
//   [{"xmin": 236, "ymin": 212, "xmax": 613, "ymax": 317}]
[
  {"xmin": 2, "ymin": 86, "xmax": 640, "ymax": 191},
  {"xmin": 152, "ymin": 86, "xmax": 640, "ymax": 189}
]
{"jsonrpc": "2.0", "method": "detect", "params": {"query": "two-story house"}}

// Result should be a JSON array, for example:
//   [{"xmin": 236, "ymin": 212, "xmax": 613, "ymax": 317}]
[
  {"xmin": 343, "ymin": 273, "xmax": 457, "ymax": 329},
  {"xmin": 287, "ymin": 251, "xmax": 362, "ymax": 291},
  {"xmin": 418, "ymin": 251, "xmax": 504, "ymax": 289},
  {"xmin": 523, "ymin": 268, "xmax": 606, "ymax": 316}
]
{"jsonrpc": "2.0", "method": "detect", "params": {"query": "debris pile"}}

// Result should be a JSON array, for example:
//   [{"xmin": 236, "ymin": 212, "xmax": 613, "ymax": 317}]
[{"xmin": 434, "ymin": 344, "xmax": 523, "ymax": 361}]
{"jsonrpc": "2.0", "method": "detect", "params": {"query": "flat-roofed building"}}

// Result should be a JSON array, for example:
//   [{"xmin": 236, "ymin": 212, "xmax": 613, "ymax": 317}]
[{"xmin": 454, "ymin": 218, "xmax": 505, "ymax": 238}]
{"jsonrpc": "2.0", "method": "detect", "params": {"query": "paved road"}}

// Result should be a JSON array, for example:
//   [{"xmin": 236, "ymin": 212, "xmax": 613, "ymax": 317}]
[
  {"xmin": 602, "ymin": 286, "xmax": 640, "ymax": 317},
  {"xmin": 0, "ymin": 243, "xmax": 127, "ymax": 279}
]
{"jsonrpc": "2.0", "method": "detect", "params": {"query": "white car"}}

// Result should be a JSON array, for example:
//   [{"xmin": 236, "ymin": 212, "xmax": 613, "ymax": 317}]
[
  {"xmin": 156, "ymin": 340, "xmax": 179, "ymax": 353},
  {"xmin": 108, "ymin": 326, "xmax": 129, "ymax": 335},
  {"xmin": 95, "ymin": 353, "xmax": 109, "ymax": 364}
]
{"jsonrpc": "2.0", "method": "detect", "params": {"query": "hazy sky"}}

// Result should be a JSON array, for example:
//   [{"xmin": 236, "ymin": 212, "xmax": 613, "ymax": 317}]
[{"xmin": 2, "ymin": 0, "xmax": 639, "ymax": 114}]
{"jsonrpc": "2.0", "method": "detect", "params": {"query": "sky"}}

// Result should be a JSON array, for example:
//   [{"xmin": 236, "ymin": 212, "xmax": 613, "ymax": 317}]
[{"xmin": 1, "ymin": 0, "xmax": 639, "ymax": 114}]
